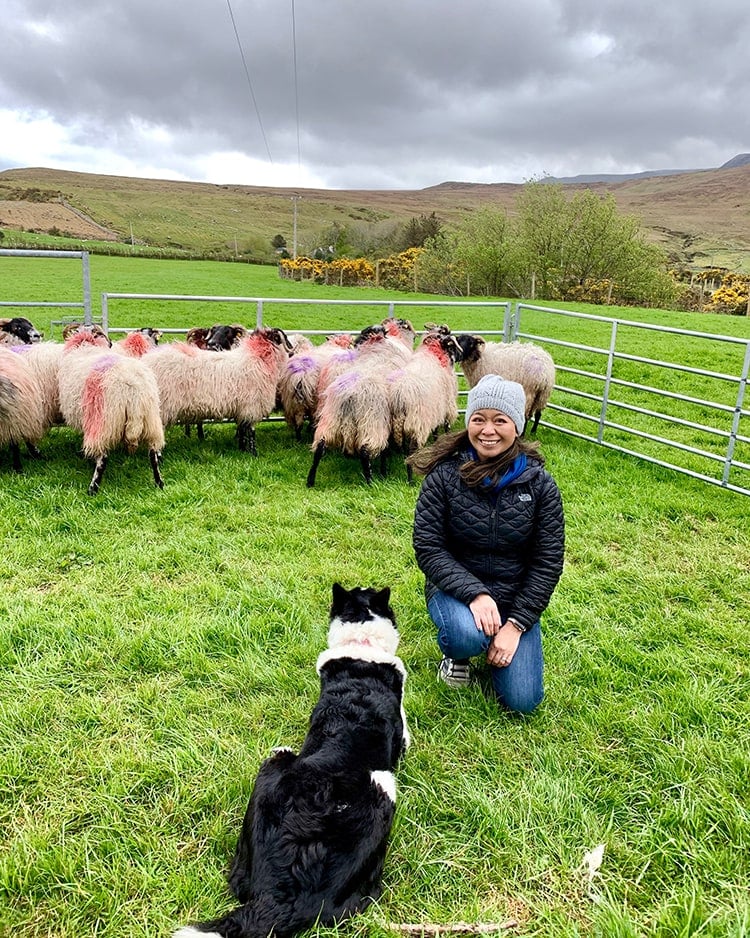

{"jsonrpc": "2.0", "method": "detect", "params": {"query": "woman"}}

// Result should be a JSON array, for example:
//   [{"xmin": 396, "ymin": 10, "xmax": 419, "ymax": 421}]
[{"xmin": 410, "ymin": 374, "xmax": 565, "ymax": 714}]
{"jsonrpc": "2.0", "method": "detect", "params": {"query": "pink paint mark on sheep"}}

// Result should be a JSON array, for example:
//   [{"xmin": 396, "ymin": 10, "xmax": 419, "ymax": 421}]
[{"xmin": 81, "ymin": 364, "xmax": 113, "ymax": 443}]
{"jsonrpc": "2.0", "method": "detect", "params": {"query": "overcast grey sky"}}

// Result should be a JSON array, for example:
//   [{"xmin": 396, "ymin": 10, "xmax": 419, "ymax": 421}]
[{"xmin": 2, "ymin": 0, "xmax": 749, "ymax": 190}]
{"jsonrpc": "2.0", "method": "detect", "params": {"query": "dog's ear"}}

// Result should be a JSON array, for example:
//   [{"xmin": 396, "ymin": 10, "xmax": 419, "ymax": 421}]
[
  {"xmin": 331, "ymin": 582, "xmax": 347, "ymax": 603},
  {"xmin": 377, "ymin": 587, "xmax": 391, "ymax": 604}
]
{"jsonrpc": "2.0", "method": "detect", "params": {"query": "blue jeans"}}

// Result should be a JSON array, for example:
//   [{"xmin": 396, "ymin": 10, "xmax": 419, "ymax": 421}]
[{"xmin": 428, "ymin": 589, "xmax": 544, "ymax": 714}]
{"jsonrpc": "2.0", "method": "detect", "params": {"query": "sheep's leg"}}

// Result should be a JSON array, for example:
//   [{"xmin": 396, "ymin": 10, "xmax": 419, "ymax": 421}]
[
  {"xmin": 359, "ymin": 448, "xmax": 373, "ymax": 485},
  {"xmin": 184, "ymin": 423, "xmax": 192, "ymax": 437},
  {"xmin": 379, "ymin": 450, "xmax": 388, "ymax": 478},
  {"xmin": 88, "ymin": 456, "xmax": 107, "ymax": 495},
  {"xmin": 197, "ymin": 421, "xmax": 205, "ymax": 440},
  {"xmin": 237, "ymin": 421, "xmax": 256, "ymax": 453},
  {"xmin": 307, "ymin": 441, "xmax": 326, "ymax": 487},
  {"xmin": 10, "ymin": 442, "xmax": 23, "ymax": 473},
  {"xmin": 529, "ymin": 412, "xmax": 540, "ymax": 434},
  {"xmin": 406, "ymin": 439, "xmax": 417, "ymax": 485},
  {"xmin": 25, "ymin": 442, "xmax": 42, "ymax": 459},
  {"xmin": 245, "ymin": 424, "xmax": 257, "ymax": 456},
  {"xmin": 150, "ymin": 449, "xmax": 164, "ymax": 489}
]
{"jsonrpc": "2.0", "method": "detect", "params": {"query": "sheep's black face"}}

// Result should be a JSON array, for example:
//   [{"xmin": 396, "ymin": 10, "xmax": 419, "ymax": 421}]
[
  {"xmin": 354, "ymin": 324, "xmax": 386, "ymax": 346},
  {"xmin": 441, "ymin": 334, "xmax": 463, "ymax": 363},
  {"xmin": 206, "ymin": 324, "xmax": 247, "ymax": 351},
  {"xmin": 266, "ymin": 327, "xmax": 293, "ymax": 353},
  {"xmin": 137, "ymin": 327, "xmax": 161, "ymax": 344},
  {"xmin": 455, "ymin": 334, "xmax": 484, "ymax": 363},
  {"xmin": 2, "ymin": 317, "xmax": 41, "ymax": 344}
]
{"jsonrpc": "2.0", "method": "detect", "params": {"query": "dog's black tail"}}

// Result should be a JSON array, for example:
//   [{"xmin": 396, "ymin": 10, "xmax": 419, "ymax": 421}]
[{"xmin": 172, "ymin": 897, "xmax": 341, "ymax": 938}]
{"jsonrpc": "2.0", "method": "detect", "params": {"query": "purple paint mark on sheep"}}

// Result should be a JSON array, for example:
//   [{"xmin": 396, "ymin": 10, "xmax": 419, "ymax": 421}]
[
  {"xmin": 331, "ymin": 371, "xmax": 361, "ymax": 392},
  {"xmin": 288, "ymin": 356, "xmax": 315, "ymax": 374},
  {"xmin": 91, "ymin": 355, "xmax": 119, "ymax": 373}
]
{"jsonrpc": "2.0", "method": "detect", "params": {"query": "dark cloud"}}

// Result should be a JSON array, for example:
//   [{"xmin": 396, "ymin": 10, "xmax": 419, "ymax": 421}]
[{"xmin": 1, "ymin": 0, "xmax": 748, "ymax": 188}]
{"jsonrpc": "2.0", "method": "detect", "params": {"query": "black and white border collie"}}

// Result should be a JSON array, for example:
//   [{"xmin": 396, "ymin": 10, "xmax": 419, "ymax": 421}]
[{"xmin": 174, "ymin": 583, "xmax": 409, "ymax": 938}]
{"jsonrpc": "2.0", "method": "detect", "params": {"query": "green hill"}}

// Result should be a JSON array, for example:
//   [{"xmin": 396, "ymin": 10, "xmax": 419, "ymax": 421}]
[{"xmin": 2, "ymin": 164, "xmax": 749, "ymax": 272}]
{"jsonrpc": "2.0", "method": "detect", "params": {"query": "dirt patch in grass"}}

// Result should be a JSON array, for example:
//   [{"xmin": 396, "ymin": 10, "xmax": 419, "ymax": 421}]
[{"xmin": 0, "ymin": 199, "xmax": 120, "ymax": 240}]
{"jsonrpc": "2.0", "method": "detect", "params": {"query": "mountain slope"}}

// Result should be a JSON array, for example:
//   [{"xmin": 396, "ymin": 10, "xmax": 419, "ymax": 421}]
[{"xmin": 1, "ymin": 162, "xmax": 749, "ymax": 271}]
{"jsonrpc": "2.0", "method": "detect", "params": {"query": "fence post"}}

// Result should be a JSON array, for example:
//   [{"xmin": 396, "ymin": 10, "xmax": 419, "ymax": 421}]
[
  {"xmin": 598, "ymin": 320, "xmax": 618, "ymax": 443},
  {"xmin": 81, "ymin": 251, "xmax": 92, "ymax": 324},
  {"xmin": 505, "ymin": 302, "xmax": 517, "ymax": 342}
]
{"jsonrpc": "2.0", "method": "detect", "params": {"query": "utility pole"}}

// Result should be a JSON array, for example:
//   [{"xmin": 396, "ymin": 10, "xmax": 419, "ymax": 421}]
[{"xmin": 291, "ymin": 194, "xmax": 301, "ymax": 258}]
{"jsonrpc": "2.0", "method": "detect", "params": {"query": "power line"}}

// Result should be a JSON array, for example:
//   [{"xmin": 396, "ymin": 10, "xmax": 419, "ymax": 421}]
[
  {"xmin": 290, "ymin": 0, "xmax": 302, "ymax": 179},
  {"xmin": 225, "ymin": 0, "xmax": 273, "ymax": 164}
]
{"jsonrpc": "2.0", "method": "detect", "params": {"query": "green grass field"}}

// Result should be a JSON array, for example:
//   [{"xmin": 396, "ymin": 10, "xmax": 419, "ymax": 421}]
[{"xmin": 1, "ymin": 256, "xmax": 750, "ymax": 937}]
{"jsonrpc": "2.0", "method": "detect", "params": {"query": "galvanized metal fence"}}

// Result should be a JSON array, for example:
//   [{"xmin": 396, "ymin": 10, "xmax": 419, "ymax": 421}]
[
  {"xmin": 0, "ymin": 248, "xmax": 96, "ymax": 327},
  {"xmin": 99, "ymin": 292, "xmax": 512, "ymax": 336},
  {"xmin": 509, "ymin": 303, "xmax": 750, "ymax": 496},
  {"xmin": 2, "ymin": 247, "xmax": 749, "ymax": 496}
]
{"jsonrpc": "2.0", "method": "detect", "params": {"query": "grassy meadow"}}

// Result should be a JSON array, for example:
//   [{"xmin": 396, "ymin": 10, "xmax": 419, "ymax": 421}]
[{"xmin": 1, "ymin": 256, "xmax": 750, "ymax": 937}]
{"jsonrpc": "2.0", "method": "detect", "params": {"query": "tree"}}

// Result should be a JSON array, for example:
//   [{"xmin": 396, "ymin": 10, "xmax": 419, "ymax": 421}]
[
  {"xmin": 515, "ymin": 181, "xmax": 676, "ymax": 306},
  {"xmin": 271, "ymin": 233, "xmax": 287, "ymax": 250},
  {"xmin": 401, "ymin": 212, "xmax": 443, "ymax": 250},
  {"xmin": 451, "ymin": 208, "xmax": 524, "ymax": 296}
]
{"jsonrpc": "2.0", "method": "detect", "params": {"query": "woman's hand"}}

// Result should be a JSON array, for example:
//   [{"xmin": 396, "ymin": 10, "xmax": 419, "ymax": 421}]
[
  {"xmin": 469, "ymin": 593, "xmax": 502, "ymax": 636},
  {"xmin": 487, "ymin": 624, "xmax": 522, "ymax": 668}
]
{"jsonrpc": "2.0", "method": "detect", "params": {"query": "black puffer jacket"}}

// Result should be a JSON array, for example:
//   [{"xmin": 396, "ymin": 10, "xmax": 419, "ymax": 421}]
[{"xmin": 413, "ymin": 454, "xmax": 565, "ymax": 628}]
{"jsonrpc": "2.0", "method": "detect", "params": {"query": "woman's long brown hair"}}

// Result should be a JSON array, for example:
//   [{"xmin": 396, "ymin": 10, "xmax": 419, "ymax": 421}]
[{"xmin": 406, "ymin": 429, "xmax": 543, "ymax": 487}]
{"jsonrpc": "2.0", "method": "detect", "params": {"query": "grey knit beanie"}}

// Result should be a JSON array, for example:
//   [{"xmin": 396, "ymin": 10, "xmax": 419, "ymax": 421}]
[{"xmin": 465, "ymin": 374, "xmax": 526, "ymax": 434}]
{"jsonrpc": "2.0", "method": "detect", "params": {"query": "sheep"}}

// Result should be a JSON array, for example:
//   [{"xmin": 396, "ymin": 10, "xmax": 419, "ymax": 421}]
[
  {"xmin": 115, "ymin": 327, "xmax": 161, "ymax": 357},
  {"xmin": 58, "ymin": 324, "xmax": 159, "ymax": 357},
  {"xmin": 381, "ymin": 316, "xmax": 416, "ymax": 348},
  {"xmin": 354, "ymin": 324, "xmax": 414, "ymax": 372},
  {"xmin": 183, "ymin": 324, "xmax": 247, "ymax": 440},
  {"xmin": 143, "ymin": 326, "xmax": 292, "ymax": 455},
  {"xmin": 0, "ymin": 317, "xmax": 42, "ymax": 346},
  {"xmin": 306, "ymin": 365, "xmax": 392, "ymax": 487},
  {"xmin": 456, "ymin": 335, "xmax": 556, "ymax": 433},
  {"xmin": 388, "ymin": 332, "xmax": 463, "ymax": 482},
  {"xmin": 277, "ymin": 333, "xmax": 353, "ymax": 440},
  {"xmin": 185, "ymin": 326, "xmax": 209, "ymax": 350},
  {"xmin": 10, "ymin": 327, "xmax": 112, "ymax": 434},
  {"xmin": 61, "ymin": 322, "xmax": 111, "ymax": 345},
  {"xmin": 58, "ymin": 332, "xmax": 165, "ymax": 495},
  {"xmin": 0, "ymin": 348, "xmax": 46, "ymax": 473},
  {"xmin": 287, "ymin": 333, "xmax": 315, "ymax": 355}
]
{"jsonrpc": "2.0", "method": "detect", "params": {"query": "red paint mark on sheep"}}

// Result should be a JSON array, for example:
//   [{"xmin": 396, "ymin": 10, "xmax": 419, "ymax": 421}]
[
  {"xmin": 120, "ymin": 332, "xmax": 151, "ymax": 357},
  {"xmin": 81, "ymin": 356, "xmax": 117, "ymax": 443},
  {"xmin": 244, "ymin": 333, "xmax": 275, "ymax": 363}
]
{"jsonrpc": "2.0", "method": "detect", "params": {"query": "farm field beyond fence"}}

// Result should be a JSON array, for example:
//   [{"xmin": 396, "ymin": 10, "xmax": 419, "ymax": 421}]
[{"xmin": 1, "ymin": 255, "xmax": 750, "ymax": 938}]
